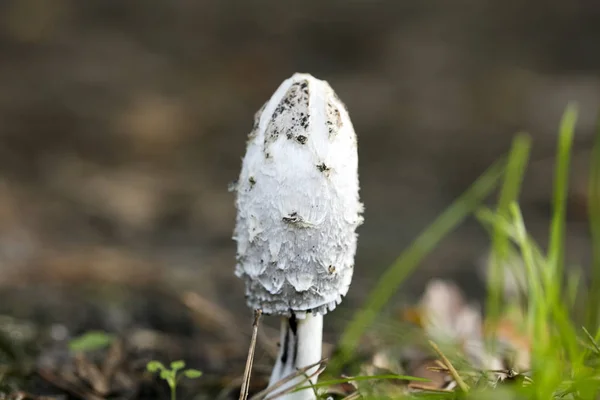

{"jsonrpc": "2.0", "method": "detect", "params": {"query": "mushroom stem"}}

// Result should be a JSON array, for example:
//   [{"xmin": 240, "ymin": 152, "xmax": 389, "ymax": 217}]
[{"xmin": 269, "ymin": 312, "xmax": 323, "ymax": 399}]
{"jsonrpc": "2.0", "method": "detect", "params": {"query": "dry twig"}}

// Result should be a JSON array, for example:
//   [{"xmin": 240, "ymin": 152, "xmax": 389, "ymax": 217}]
[
  {"xmin": 429, "ymin": 340, "xmax": 470, "ymax": 393},
  {"xmin": 239, "ymin": 309, "xmax": 262, "ymax": 400}
]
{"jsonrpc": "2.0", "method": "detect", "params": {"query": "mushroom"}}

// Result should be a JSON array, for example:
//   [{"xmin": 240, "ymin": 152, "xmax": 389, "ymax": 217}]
[{"xmin": 233, "ymin": 73, "xmax": 363, "ymax": 398}]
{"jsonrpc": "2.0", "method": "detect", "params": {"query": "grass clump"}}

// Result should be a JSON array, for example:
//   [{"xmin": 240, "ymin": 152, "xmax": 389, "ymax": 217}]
[{"xmin": 326, "ymin": 104, "xmax": 600, "ymax": 399}]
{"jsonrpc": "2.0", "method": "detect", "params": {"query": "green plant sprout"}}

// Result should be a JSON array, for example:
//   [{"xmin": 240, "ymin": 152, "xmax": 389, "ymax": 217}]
[{"xmin": 146, "ymin": 360, "xmax": 203, "ymax": 400}]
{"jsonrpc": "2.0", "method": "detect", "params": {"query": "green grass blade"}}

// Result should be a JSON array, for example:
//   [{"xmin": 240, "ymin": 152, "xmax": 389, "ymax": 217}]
[
  {"xmin": 487, "ymin": 133, "xmax": 532, "ymax": 325},
  {"xmin": 510, "ymin": 202, "xmax": 544, "ymax": 339},
  {"xmin": 291, "ymin": 374, "xmax": 429, "ymax": 392},
  {"xmin": 582, "ymin": 326, "xmax": 600, "ymax": 355},
  {"xmin": 476, "ymin": 207, "xmax": 517, "ymax": 239},
  {"xmin": 547, "ymin": 104, "xmax": 578, "ymax": 285},
  {"xmin": 333, "ymin": 158, "xmax": 505, "ymax": 371},
  {"xmin": 587, "ymin": 113, "xmax": 600, "ymax": 330}
]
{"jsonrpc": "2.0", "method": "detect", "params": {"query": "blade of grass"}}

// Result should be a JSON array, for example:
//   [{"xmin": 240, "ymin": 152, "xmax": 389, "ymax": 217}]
[
  {"xmin": 476, "ymin": 207, "xmax": 547, "ymax": 270},
  {"xmin": 291, "ymin": 374, "xmax": 429, "ymax": 392},
  {"xmin": 530, "ymin": 105, "xmax": 578, "ymax": 400},
  {"xmin": 582, "ymin": 326, "xmax": 600, "ymax": 355},
  {"xmin": 333, "ymin": 158, "xmax": 506, "ymax": 372},
  {"xmin": 476, "ymin": 208, "xmax": 518, "ymax": 239},
  {"xmin": 547, "ymin": 104, "xmax": 577, "ymax": 287},
  {"xmin": 587, "ymin": 113, "xmax": 600, "ymax": 330},
  {"xmin": 487, "ymin": 133, "xmax": 532, "ymax": 327},
  {"xmin": 509, "ymin": 203, "xmax": 544, "ymax": 341},
  {"xmin": 552, "ymin": 301, "xmax": 579, "ymax": 365},
  {"xmin": 509, "ymin": 200, "xmax": 575, "ymax": 400}
]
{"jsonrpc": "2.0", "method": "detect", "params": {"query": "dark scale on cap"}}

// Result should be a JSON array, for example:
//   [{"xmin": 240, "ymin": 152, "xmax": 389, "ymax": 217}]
[
  {"xmin": 264, "ymin": 124, "xmax": 281, "ymax": 148},
  {"xmin": 316, "ymin": 163, "xmax": 330, "ymax": 173},
  {"xmin": 264, "ymin": 80, "xmax": 311, "ymax": 155},
  {"xmin": 298, "ymin": 113, "xmax": 309, "ymax": 130},
  {"xmin": 325, "ymin": 101, "xmax": 343, "ymax": 139},
  {"xmin": 296, "ymin": 135, "xmax": 307, "ymax": 144},
  {"xmin": 300, "ymin": 81, "xmax": 309, "ymax": 95},
  {"xmin": 282, "ymin": 211, "xmax": 302, "ymax": 224},
  {"xmin": 271, "ymin": 82, "xmax": 302, "ymax": 120}
]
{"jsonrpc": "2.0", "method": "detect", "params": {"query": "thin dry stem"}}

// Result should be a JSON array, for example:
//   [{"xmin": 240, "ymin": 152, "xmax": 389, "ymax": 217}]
[
  {"xmin": 239, "ymin": 309, "xmax": 263, "ymax": 400},
  {"xmin": 428, "ymin": 340, "xmax": 470, "ymax": 393}
]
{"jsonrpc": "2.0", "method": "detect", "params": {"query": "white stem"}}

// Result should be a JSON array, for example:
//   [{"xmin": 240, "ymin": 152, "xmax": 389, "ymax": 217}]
[{"xmin": 268, "ymin": 312, "xmax": 323, "ymax": 399}]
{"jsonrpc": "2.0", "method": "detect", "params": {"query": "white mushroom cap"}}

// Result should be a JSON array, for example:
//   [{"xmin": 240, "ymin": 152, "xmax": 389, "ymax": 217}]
[{"xmin": 233, "ymin": 73, "xmax": 363, "ymax": 318}]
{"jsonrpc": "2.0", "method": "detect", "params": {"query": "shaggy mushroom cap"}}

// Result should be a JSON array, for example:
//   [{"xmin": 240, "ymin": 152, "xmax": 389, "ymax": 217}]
[{"xmin": 233, "ymin": 73, "xmax": 363, "ymax": 318}]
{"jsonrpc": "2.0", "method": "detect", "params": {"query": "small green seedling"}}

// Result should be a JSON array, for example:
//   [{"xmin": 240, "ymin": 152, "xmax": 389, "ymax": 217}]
[{"xmin": 147, "ymin": 360, "xmax": 202, "ymax": 400}]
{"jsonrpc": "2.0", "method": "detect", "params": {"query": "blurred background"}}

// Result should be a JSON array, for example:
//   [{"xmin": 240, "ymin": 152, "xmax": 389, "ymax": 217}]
[{"xmin": 0, "ymin": 0, "xmax": 599, "ymax": 395}]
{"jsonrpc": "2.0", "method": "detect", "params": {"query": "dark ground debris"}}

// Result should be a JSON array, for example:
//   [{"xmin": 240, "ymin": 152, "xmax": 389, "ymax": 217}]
[{"xmin": 0, "ymin": 283, "xmax": 274, "ymax": 400}]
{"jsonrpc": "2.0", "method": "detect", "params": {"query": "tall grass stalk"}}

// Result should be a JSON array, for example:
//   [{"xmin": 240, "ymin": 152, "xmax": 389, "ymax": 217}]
[
  {"xmin": 486, "ymin": 134, "xmax": 531, "ymax": 329},
  {"xmin": 587, "ymin": 115, "xmax": 600, "ymax": 332},
  {"xmin": 547, "ymin": 105, "xmax": 577, "ymax": 293}
]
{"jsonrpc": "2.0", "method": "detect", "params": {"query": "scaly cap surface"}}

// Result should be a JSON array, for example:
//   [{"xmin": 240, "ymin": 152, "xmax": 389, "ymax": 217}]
[{"xmin": 233, "ymin": 73, "xmax": 363, "ymax": 317}]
